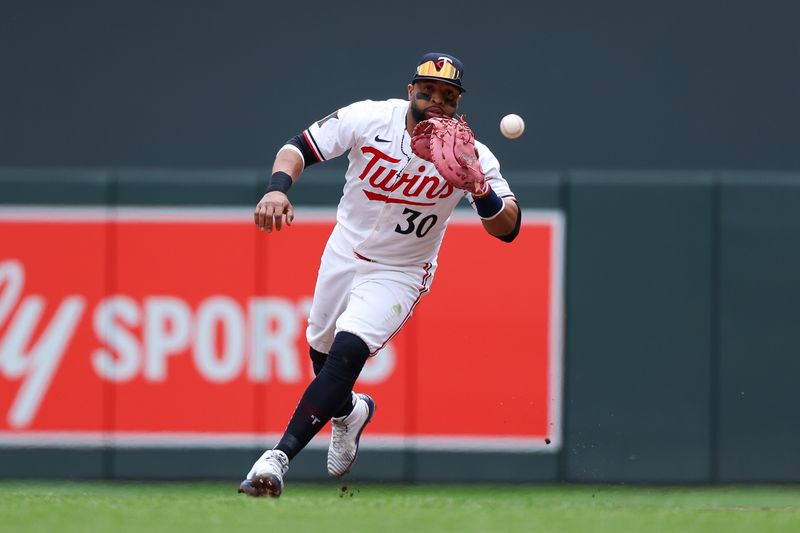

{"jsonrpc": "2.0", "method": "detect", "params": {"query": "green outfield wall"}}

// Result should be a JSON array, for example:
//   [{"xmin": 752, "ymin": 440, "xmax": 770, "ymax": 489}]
[
  {"xmin": 1, "ymin": 168, "xmax": 799, "ymax": 484},
  {"xmin": 2, "ymin": 2, "xmax": 799, "ymax": 172}
]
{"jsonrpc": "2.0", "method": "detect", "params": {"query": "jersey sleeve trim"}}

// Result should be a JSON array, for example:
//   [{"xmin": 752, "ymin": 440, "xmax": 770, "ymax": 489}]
[
  {"xmin": 278, "ymin": 144, "xmax": 305, "ymax": 169},
  {"xmin": 303, "ymin": 130, "xmax": 326, "ymax": 162},
  {"xmin": 286, "ymin": 133, "xmax": 322, "ymax": 168}
]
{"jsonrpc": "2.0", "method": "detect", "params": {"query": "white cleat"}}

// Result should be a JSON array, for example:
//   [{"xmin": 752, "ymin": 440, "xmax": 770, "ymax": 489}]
[
  {"xmin": 238, "ymin": 449, "xmax": 289, "ymax": 498},
  {"xmin": 327, "ymin": 393, "xmax": 376, "ymax": 479}
]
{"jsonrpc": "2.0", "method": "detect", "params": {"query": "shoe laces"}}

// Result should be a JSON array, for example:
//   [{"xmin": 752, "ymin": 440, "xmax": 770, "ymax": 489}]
[
  {"xmin": 266, "ymin": 450, "xmax": 288, "ymax": 473},
  {"xmin": 331, "ymin": 419, "xmax": 349, "ymax": 450}
]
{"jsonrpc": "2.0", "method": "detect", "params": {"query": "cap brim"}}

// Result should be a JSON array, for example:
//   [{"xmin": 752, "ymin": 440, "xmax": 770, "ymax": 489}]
[{"xmin": 411, "ymin": 76, "xmax": 466, "ymax": 93}]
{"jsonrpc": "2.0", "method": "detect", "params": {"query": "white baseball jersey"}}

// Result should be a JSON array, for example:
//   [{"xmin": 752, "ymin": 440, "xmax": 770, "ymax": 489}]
[
  {"xmin": 289, "ymin": 98, "xmax": 515, "ymax": 267},
  {"xmin": 287, "ymin": 98, "xmax": 516, "ymax": 354}
]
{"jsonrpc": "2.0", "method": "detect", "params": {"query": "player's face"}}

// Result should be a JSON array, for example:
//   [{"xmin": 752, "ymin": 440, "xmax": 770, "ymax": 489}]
[{"xmin": 408, "ymin": 81, "xmax": 461, "ymax": 123}]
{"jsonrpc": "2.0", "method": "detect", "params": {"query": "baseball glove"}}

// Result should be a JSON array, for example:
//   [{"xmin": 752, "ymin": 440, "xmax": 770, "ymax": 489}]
[{"xmin": 411, "ymin": 116, "xmax": 486, "ymax": 194}]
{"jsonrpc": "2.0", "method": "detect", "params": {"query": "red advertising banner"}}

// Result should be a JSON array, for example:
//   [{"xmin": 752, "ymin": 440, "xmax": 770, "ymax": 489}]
[{"xmin": 0, "ymin": 207, "xmax": 563, "ymax": 451}]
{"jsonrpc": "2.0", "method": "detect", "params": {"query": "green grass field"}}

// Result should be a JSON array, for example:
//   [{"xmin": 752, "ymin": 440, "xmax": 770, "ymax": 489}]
[{"xmin": 1, "ymin": 482, "xmax": 799, "ymax": 533}]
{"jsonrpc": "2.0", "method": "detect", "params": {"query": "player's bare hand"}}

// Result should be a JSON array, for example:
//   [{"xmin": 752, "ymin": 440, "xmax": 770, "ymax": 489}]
[{"xmin": 254, "ymin": 192, "xmax": 295, "ymax": 233}]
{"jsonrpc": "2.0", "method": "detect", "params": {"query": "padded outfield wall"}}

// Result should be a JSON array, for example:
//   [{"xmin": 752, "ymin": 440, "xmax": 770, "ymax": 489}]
[{"xmin": 1, "ymin": 168, "xmax": 799, "ymax": 483}]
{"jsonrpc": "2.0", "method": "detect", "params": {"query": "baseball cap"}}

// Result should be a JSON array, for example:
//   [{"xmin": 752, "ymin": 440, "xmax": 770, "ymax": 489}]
[{"xmin": 411, "ymin": 52, "xmax": 466, "ymax": 93}]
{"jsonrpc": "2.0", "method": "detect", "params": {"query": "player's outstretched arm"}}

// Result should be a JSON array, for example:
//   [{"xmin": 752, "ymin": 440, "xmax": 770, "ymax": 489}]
[
  {"xmin": 480, "ymin": 199, "xmax": 520, "ymax": 240},
  {"xmin": 470, "ymin": 181, "xmax": 521, "ymax": 243},
  {"xmin": 254, "ymin": 149, "xmax": 304, "ymax": 233}
]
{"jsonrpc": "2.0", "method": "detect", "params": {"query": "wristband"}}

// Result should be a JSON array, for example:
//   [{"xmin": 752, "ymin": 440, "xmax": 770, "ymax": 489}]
[
  {"xmin": 473, "ymin": 185, "xmax": 504, "ymax": 220},
  {"xmin": 266, "ymin": 171, "xmax": 293, "ymax": 194}
]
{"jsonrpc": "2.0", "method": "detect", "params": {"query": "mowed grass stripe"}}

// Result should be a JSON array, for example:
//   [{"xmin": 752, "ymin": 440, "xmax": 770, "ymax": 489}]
[{"xmin": 1, "ymin": 483, "xmax": 799, "ymax": 533}]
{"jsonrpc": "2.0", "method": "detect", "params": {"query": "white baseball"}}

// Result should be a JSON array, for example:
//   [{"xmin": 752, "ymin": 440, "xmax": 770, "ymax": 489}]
[{"xmin": 500, "ymin": 114, "xmax": 525, "ymax": 139}]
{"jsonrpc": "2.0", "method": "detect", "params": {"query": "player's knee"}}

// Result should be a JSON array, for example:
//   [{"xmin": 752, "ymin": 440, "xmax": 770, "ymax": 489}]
[
  {"xmin": 323, "ymin": 331, "xmax": 370, "ymax": 383},
  {"xmin": 309, "ymin": 347, "xmax": 327, "ymax": 376}
]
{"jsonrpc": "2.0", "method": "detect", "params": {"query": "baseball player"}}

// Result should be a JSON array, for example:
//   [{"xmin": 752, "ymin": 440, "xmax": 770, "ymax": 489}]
[{"xmin": 239, "ymin": 52, "xmax": 521, "ymax": 498}]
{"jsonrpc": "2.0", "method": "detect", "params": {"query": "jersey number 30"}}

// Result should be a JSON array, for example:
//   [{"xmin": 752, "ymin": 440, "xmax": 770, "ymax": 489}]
[{"xmin": 394, "ymin": 208, "xmax": 438, "ymax": 238}]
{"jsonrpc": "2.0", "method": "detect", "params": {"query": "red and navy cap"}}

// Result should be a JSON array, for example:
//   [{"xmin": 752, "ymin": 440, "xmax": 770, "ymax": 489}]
[{"xmin": 411, "ymin": 52, "xmax": 466, "ymax": 93}]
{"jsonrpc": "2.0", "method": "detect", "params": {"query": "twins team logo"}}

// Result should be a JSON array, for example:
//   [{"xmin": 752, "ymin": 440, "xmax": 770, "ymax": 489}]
[
  {"xmin": 357, "ymin": 146, "xmax": 454, "ymax": 206},
  {"xmin": 435, "ymin": 56, "xmax": 453, "ymax": 71}
]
